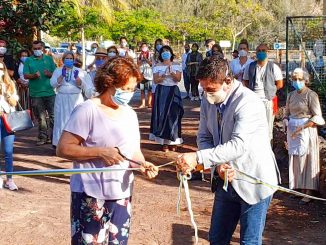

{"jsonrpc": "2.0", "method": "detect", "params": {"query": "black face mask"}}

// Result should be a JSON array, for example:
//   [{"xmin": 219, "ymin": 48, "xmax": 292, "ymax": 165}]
[{"xmin": 185, "ymin": 49, "xmax": 190, "ymax": 53}]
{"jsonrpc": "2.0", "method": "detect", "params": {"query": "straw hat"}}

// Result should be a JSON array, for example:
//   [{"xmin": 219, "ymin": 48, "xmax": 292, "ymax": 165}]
[{"xmin": 95, "ymin": 47, "xmax": 107, "ymax": 56}]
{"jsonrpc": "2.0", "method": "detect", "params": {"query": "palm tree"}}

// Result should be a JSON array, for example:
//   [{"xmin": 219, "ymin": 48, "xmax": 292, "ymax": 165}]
[{"xmin": 68, "ymin": 0, "xmax": 140, "ymax": 68}]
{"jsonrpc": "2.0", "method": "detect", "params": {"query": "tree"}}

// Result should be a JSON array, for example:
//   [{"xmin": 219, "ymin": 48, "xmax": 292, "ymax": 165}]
[
  {"xmin": 0, "ymin": 0, "xmax": 63, "ymax": 52},
  {"xmin": 109, "ymin": 9, "xmax": 168, "ymax": 45}
]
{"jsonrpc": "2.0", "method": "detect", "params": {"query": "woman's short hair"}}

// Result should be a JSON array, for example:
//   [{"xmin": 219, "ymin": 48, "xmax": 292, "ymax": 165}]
[
  {"xmin": 196, "ymin": 57, "xmax": 232, "ymax": 82},
  {"xmin": 94, "ymin": 57, "xmax": 142, "ymax": 94},
  {"xmin": 62, "ymin": 51, "xmax": 74, "ymax": 61},
  {"xmin": 212, "ymin": 44, "xmax": 223, "ymax": 53},
  {"xmin": 107, "ymin": 45, "xmax": 118, "ymax": 55},
  {"xmin": 158, "ymin": 45, "xmax": 175, "ymax": 62},
  {"xmin": 292, "ymin": 67, "xmax": 310, "ymax": 84}
]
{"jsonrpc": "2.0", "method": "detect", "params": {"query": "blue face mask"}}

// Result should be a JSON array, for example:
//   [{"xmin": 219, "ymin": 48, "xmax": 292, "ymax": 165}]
[
  {"xmin": 161, "ymin": 51, "xmax": 171, "ymax": 60},
  {"xmin": 156, "ymin": 44, "xmax": 162, "ymax": 52},
  {"xmin": 64, "ymin": 59, "xmax": 74, "ymax": 68},
  {"xmin": 95, "ymin": 59, "xmax": 105, "ymax": 68},
  {"xmin": 256, "ymin": 51, "xmax": 267, "ymax": 61},
  {"xmin": 292, "ymin": 80, "xmax": 305, "ymax": 91},
  {"xmin": 112, "ymin": 88, "xmax": 134, "ymax": 106},
  {"xmin": 20, "ymin": 57, "xmax": 27, "ymax": 63}
]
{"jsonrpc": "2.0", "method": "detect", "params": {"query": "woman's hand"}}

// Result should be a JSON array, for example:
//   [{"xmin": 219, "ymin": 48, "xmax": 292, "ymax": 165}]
[
  {"xmin": 7, "ymin": 96, "xmax": 17, "ymax": 107},
  {"xmin": 140, "ymin": 161, "xmax": 159, "ymax": 179},
  {"xmin": 99, "ymin": 147, "xmax": 125, "ymax": 166},
  {"xmin": 291, "ymin": 125, "xmax": 304, "ymax": 139},
  {"xmin": 57, "ymin": 75, "xmax": 64, "ymax": 85},
  {"xmin": 75, "ymin": 77, "xmax": 82, "ymax": 87}
]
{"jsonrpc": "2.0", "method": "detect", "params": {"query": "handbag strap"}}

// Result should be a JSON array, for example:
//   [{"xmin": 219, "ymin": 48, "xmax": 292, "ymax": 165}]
[{"xmin": 16, "ymin": 101, "xmax": 24, "ymax": 111}]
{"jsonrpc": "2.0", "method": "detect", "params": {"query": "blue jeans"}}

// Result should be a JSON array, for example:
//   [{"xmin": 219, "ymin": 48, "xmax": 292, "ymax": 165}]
[
  {"xmin": 209, "ymin": 183, "xmax": 272, "ymax": 245},
  {"xmin": 0, "ymin": 118, "xmax": 15, "ymax": 179}
]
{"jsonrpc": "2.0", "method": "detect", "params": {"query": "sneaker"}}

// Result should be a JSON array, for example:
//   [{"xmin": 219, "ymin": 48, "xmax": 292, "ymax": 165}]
[
  {"xmin": 36, "ymin": 138, "xmax": 47, "ymax": 145},
  {"xmin": 194, "ymin": 97, "xmax": 200, "ymax": 101},
  {"xmin": 4, "ymin": 179, "xmax": 18, "ymax": 191},
  {"xmin": 183, "ymin": 95, "xmax": 190, "ymax": 100},
  {"xmin": 191, "ymin": 97, "xmax": 195, "ymax": 101},
  {"xmin": 0, "ymin": 178, "xmax": 3, "ymax": 189}
]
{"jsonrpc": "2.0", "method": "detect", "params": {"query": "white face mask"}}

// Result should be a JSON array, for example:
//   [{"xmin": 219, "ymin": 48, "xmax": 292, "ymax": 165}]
[
  {"xmin": 0, "ymin": 47, "xmax": 7, "ymax": 55},
  {"xmin": 108, "ymin": 52, "xmax": 116, "ymax": 58},
  {"xmin": 204, "ymin": 84, "xmax": 228, "ymax": 104},
  {"xmin": 239, "ymin": 50, "xmax": 247, "ymax": 57},
  {"xmin": 33, "ymin": 50, "xmax": 43, "ymax": 57}
]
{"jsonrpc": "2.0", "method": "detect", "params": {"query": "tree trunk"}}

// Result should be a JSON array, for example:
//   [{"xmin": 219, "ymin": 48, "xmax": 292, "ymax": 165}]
[{"xmin": 81, "ymin": 26, "xmax": 86, "ymax": 70}]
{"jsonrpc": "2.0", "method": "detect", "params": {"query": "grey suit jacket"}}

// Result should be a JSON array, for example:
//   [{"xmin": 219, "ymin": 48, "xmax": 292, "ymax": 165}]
[{"xmin": 197, "ymin": 80, "xmax": 281, "ymax": 205}]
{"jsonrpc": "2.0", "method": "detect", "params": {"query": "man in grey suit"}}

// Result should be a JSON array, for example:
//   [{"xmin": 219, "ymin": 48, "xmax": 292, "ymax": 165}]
[{"xmin": 176, "ymin": 57, "xmax": 280, "ymax": 245}]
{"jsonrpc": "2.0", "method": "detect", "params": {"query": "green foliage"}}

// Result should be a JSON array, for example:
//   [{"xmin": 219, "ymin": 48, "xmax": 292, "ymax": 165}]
[
  {"xmin": 0, "ymin": 0, "xmax": 63, "ymax": 52},
  {"xmin": 109, "ymin": 9, "xmax": 168, "ymax": 45}
]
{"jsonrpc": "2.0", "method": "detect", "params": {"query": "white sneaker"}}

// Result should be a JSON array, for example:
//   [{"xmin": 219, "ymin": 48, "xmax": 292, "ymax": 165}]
[
  {"xmin": 0, "ymin": 178, "xmax": 3, "ymax": 189},
  {"xmin": 191, "ymin": 97, "xmax": 195, "ymax": 101},
  {"xmin": 4, "ymin": 179, "xmax": 18, "ymax": 191},
  {"xmin": 195, "ymin": 97, "xmax": 199, "ymax": 101}
]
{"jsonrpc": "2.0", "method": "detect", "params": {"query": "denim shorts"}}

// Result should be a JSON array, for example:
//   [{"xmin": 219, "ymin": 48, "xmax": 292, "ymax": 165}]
[{"xmin": 139, "ymin": 79, "xmax": 153, "ymax": 91}]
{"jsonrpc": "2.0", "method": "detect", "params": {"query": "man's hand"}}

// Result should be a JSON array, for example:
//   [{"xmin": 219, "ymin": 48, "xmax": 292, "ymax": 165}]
[
  {"xmin": 140, "ymin": 161, "xmax": 159, "ymax": 179},
  {"xmin": 44, "ymin": 69, "xmax": 52, "ymax": 78},
  {"xmin": 99, "ymin": 147, "xmax": 125, "ymax": 166},
  {"xmin": 217, "ymin": 163, "xmax": 235, "ymax": 182},
  {"xmin": 34, "ymin": 71, "xmax": 41, "ymax": 79},
  {"xmin": 176, "ymin": 152, "xmax": 198, "ymax": 175}
]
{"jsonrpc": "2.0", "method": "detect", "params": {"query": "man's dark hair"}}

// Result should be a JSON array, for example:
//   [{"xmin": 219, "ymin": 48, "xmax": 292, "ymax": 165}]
[
  {"xmin": 196, "ymin": 57, "xmax": 232, "ymax": 82},
  {"xmin": 120, "ymin": 37, "xmax": 127, "ymax": 42},
  {"xmin": 32, "ymin": 40, "xmax": 43, "ymax": 46},
  {"xmin": 239, "ymin": 39, "xmax": 249, "ymax": 49},
  {"xmin": 205, "ymin": 39, "xmax": 214, "ymax": 46}
]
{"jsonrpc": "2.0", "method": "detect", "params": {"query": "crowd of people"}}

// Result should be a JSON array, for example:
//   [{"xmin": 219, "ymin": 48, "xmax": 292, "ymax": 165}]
[{"xmin": 0, "ymin": 35, "xmax": 325, "ymax": 244}]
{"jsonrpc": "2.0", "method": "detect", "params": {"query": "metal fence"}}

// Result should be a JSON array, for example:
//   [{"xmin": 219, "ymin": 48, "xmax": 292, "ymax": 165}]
[{"xmin": 286, "ymin": 16, "xmax": 326, "ymax": 118}]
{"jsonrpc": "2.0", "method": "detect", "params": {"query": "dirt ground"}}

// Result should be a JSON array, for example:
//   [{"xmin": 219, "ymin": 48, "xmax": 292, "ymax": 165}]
[{"xmin": 0, "ymin": 98, "xmax": 325, "ymax": 245}]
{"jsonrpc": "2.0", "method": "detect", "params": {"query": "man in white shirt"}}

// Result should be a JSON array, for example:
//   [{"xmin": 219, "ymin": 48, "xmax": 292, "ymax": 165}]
[
  {"xmin": 181, "ymin": 44, "xmax": 191, "ymax": 99},
  {"xmin": 243, "ymin": 43, "xmax": 283, "ymax": 140}
]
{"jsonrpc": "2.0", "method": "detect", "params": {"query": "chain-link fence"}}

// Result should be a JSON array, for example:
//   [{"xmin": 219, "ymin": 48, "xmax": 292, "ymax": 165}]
[{"xmin": 286, "ymin": 16, "xmax": 326, "ymax": 120}]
